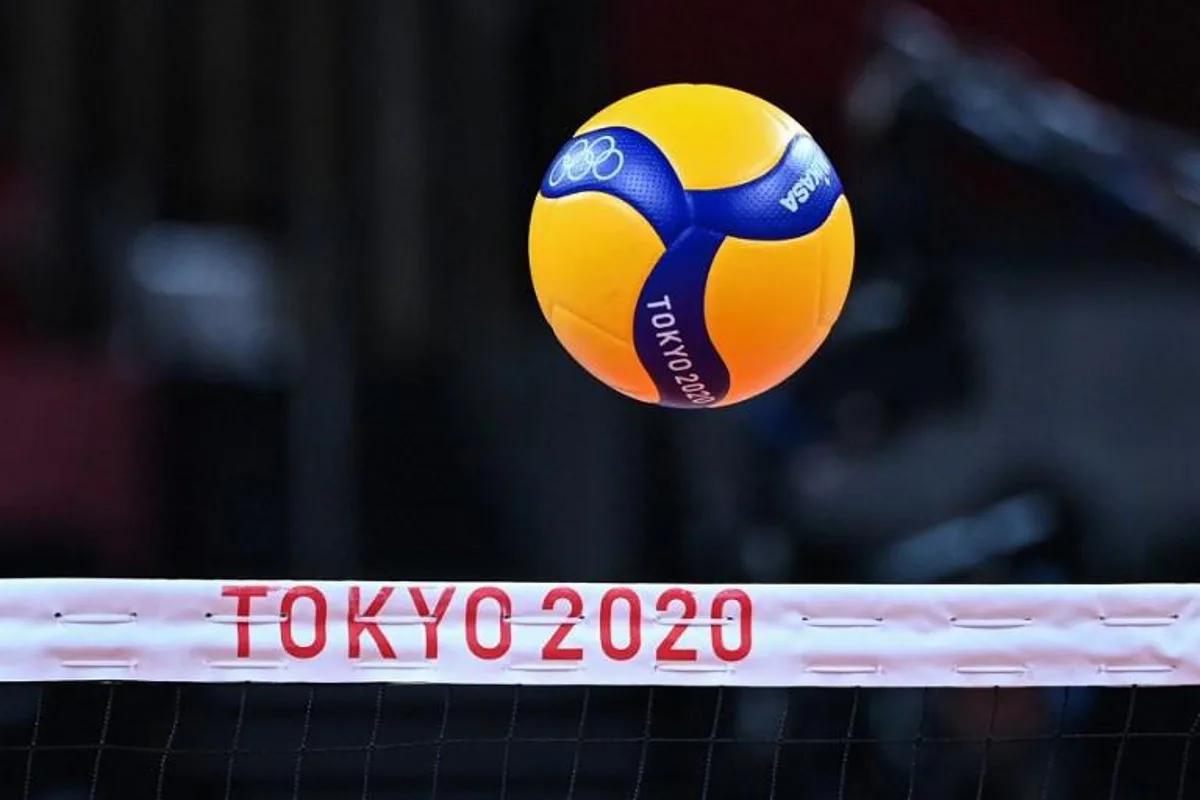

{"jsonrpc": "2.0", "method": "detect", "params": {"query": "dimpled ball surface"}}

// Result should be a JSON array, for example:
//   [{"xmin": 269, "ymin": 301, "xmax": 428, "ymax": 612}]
[{"xmin": 528, "ymin": 83, "xmax": 854, "ymax": 409}]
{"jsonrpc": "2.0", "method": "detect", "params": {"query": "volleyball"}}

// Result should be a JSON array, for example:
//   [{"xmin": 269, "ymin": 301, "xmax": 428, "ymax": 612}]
[{"xmin": 528, "ymin": 83, "xmax": 855, "ymax": 409}]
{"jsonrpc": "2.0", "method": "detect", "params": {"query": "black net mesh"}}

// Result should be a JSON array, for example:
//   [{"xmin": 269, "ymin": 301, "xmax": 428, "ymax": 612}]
[{"xmin": 0, "ymin": 683, "xmax": 1197, "ymax": 799}]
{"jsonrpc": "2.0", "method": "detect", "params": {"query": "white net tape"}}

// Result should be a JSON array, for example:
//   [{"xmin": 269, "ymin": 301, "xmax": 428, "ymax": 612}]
[
  {"xmin": 2, "ymin": 579, "xmax": 1198, "ymax": 687},
  {"xmin": 2, "ymin": 581, "xmax": 1199, "ymax": 797}
]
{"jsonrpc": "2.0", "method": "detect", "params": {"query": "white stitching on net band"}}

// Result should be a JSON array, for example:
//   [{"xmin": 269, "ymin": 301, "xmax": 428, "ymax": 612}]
[{"xmin": 0, "ymin": 579, "xmax": 1195, "ymax": 687}]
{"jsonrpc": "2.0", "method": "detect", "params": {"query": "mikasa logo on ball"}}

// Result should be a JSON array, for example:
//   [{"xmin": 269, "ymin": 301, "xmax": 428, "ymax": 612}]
[{"xmin": 778, "ymin": 139, "xmax": 834, "ymax": 212}]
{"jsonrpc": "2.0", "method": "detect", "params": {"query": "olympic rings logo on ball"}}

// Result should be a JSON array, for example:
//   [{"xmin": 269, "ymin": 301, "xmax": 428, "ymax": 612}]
[{"xmin": 547, "ymin": 135, "xmax": 625, "ymax": 187}]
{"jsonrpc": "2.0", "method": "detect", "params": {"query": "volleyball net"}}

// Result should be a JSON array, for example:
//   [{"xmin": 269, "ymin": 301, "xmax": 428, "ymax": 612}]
[{"xmin": 3, "ymin": 580, "xmax": 1199, "ymax": 798}]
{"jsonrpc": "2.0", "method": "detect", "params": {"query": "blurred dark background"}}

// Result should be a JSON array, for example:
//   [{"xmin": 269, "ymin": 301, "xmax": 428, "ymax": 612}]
[{"xmin": 1, "ymin": 0, "xmax": 1199, "ymax": 797}]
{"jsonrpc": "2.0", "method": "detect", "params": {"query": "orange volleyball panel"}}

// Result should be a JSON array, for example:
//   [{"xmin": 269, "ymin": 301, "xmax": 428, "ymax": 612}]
[
  {"xmin": 529, "ymin": 191, "xmax": 664, "ymax": 403},
  {"xmin": 576, "ymin": 84, "xmax": 801, "ymax": 191},
  {"xmin": 703, "ymin": 195, "xmax": 854, "ymax": 406}
]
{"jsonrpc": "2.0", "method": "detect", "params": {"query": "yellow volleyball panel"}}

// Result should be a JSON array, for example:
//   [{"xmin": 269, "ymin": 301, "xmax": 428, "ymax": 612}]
[
  {"xmin": 576, "ymin": 84, "xmax": 801, "ymax": 191},
  {"xmin": 704, "ymin": 196, "xmax": 855, "ymax": 406},
  {"xmin": 529, "ymin": 191, "xmax": 663, "ymax": 403}
]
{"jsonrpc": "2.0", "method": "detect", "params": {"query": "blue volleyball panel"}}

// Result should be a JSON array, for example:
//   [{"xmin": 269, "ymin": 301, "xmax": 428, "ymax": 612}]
[
  {"xmin": 633, "ymin": 227, "xmax": 731, "ymax": 408},
  {"xmin": 539, "ymin": 126, "xmax": 691, "ymax": 246},
  {"xmin": 690, "ymin": 135, "xmax": 843, "ymax": 241}
]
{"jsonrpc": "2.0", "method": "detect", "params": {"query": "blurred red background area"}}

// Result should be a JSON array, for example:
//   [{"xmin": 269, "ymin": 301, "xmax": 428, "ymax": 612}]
[
  {"xmin": 0, "ymin": 353, "xmax": 153, "ymax": 570},
  {"xmin": 612, "ymin": 0, "xmax": 1200, "ymax": 136},
  {"xmin": 0, "ymin": 157, "xmax": 152, "ymax": 570}
]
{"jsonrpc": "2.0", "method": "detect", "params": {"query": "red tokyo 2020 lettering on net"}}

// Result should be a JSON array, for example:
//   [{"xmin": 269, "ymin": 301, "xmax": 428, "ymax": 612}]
[{"xmin": 219, "ymin": 584, "xmax": 753, "ymax": 664}]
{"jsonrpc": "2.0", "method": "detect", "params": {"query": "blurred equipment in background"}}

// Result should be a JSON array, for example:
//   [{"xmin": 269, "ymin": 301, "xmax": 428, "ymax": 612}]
[
  {"xmin": 850, "ymin": 2, "xmax": 1200, "ymax": 258},
  {"xmin": 118, "ymin": 223, "xmax": 296, "ymax": 383}
]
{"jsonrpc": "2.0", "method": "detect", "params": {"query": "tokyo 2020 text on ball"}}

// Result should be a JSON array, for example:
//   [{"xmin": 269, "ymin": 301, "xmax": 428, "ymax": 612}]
[{"xmin": 528, "ymin": 83, "xmax": 855, "ymax": 409}]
